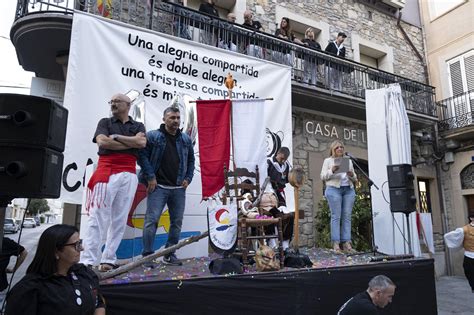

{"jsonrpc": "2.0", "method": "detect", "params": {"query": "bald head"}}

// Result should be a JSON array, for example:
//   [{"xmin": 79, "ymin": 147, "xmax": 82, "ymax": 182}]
[
  {"xmin": 109, "ymin": 93, "xmax": 131, "ymax": 119},
  {"xmin": 244, "ymin": 10, "xmax": 253, "ymax": 22},
  {"xmin": 111, "ymin": 93, "xmax": 131, "ymax": 103},
  {"xmin": 227, "ymin": 13, "xmax": 236, "ymax": 23}
]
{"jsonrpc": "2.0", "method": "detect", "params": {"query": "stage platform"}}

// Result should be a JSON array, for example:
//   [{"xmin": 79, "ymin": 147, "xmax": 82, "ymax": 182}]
[{"xmin": 100, "ymin": 248, "xmax": 437, "ymax": 314}]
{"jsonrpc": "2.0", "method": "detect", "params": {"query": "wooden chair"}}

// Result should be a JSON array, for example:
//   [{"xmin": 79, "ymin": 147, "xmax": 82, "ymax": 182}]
[{"xmin": 222, "ymin": 165, "xmax": 284, "ymax": 268}]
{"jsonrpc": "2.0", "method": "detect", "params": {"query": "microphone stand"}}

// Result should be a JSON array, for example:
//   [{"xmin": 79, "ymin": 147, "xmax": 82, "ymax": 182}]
[
  {"xmin": 346, "ymin": 154, "xmax": 379, "ymax": 190},
  {"xmin": 345, "ymin": 155, "xmax": 381, "ymax": 257}
]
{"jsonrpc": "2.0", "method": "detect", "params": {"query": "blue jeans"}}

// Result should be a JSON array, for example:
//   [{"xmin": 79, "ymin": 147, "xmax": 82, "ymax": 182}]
[
  {"xmin": 142, "ymin": 186, "xmax": 186, "ymax": 254},
  {"xmin": 324, "ymin": 186, "xmax": 355, "ymax": 243}
]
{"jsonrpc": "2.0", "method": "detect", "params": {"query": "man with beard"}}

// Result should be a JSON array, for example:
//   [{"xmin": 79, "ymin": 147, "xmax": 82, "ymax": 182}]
[
  {"xmin": 139, "ymin": 107, "xmax": 195, "ymax": 266},
  {"xmin": 81, "ymin": 93, "xmax": 146, "ymax": 272}
]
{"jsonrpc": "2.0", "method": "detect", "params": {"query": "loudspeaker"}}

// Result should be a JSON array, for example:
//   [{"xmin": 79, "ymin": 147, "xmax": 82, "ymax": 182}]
[
  {"xmin": 0, "ymin": 145, "xmax": 64, "ymax": 198},
  {"xmin": 0, "ymin": 94, "xmax": 68, "ymax": 152},
  {"xmin": 389, "ymin": 188, "xmax": 416, "ymax": 214},
  {"xmin": 387, "ymin": 164, "xmax": 414, "ymax": 189}
]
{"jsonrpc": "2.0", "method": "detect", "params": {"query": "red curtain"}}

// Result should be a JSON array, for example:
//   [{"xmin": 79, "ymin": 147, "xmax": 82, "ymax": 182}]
[{"xmin": 196, "ymin": 100, "xmax": 231, "ymax": 198}]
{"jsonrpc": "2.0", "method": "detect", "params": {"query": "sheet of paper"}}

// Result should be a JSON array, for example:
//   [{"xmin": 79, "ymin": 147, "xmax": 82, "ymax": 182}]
[{"xmin": 334, "ymin": 157, "xmax": 350, "ymax": 173}]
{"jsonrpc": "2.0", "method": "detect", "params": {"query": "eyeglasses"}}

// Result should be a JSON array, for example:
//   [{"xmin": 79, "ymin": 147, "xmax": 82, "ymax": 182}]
[
  {"xmin": 335, "ymin": 146, "xmax": 344, "ymax": 149},
  {"xmin": 108, "ymin": 100, "xmax": 129, "ymax": 105},
  {"xmin": 64, "ymin": 239, "xmax": 83, "ymax": 251}
]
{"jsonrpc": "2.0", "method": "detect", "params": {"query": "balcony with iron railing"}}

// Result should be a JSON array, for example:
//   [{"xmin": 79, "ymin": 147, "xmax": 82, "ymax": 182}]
[
  {"xmin": 11, "ymin": 0, "xmax": 437, "ymax": 118},
  {"xmin": 438, "ymin": 90, "xmax": 474, "ymax": 135}
]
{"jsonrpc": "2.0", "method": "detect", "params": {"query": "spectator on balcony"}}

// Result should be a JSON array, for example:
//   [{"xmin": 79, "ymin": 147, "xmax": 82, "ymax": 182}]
[
  {"xmin": 242, "ymin": 10, "xmax": 264, "ymax": 58},
  {"xmin": 273, "ymin": 17, "xmax": 300, "ymax": 65},
  {"xmin": 218, "ymin": 13, "xmax": 238, "ymax": 52},
  {"xmin": 199, "ymin": 0, "xmax": 219, "ymax": 17},
  {"xmin": 302, "ymin": 27, "xmax": 321, "ymax": 85},
  {"xmin": 199, "ymin": 0, "xmax": 219, "ymax": 46},
  {"xmin": 325, "ymin": 32, "xmax": 347, "ymax": 91},
  {"xmin": 172, "ymin": 0, "xmax": 191, "ymax": 40}
]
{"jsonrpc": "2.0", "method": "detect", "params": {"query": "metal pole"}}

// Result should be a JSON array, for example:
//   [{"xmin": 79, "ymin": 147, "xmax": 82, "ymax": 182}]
[
  {"xmin": 433, "ymin": 123, "xmax": 453, "ymax": 275},
  {"xmin": 406, "ymin": 213, "xmax": 412, "ymax": 255}
]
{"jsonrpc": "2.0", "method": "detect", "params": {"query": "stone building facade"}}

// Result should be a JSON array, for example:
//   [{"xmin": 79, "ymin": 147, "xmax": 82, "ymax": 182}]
[{"xmin": 244, "ymin": 0, "xmax": 427, "ymax": 83}]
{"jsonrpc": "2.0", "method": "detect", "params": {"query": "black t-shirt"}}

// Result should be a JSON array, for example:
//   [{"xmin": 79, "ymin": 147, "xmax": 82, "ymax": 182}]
[
  {"xmin": 302, "ymin": 38, "xmax": 321, "ymax": 50},
  {"xmin": 93, "ymin": 116, "xmax": 146, "ymax": 157},
  {"xmin": 242, "ymin": 20, "xmax": 262, "ymax": 31},
  {"xmin": 199, "ymin": 2, "xmax": 219, "ymax": 17},
  {"xmin": 338, "ymin": 291, "xmax": 379, "ymax": 315},
  {"xmin": 5, "ymin": 264, "xmax": 105, "ymax": 315},
  {"xmin": 0, "ymin": 238, "xmax": 24, "ymax": 291},
  {"xmin": 156, "ymin": 124, "xmax": 180, "ymax": 186}
]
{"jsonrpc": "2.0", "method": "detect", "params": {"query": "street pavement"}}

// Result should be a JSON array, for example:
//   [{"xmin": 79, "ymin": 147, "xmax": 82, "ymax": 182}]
[
  {"xmin": 436, "ymin": 275, "xmax": 474, "ymax": 315},
  {"xmin": 2, "ymin": 224, "xmax": 474, "ymax": 314}
]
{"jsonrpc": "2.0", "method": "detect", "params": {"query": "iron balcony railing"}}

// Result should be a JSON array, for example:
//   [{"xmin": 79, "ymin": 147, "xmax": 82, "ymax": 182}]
[
  {"xmin": 437, "ymin": 90, "xmax": 474, "ymax": 132},
  {"xmin": 14, "ymin": 0, "xmax": 437, "ymax": 117}
]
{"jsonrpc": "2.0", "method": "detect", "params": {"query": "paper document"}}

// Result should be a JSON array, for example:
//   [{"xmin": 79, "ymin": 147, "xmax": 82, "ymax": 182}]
[{"xmin": 334, "ymin": 157, "xmax": 350, "ymax": 173}]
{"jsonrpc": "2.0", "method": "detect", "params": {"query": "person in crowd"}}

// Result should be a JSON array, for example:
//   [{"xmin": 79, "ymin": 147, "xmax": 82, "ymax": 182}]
[
  {"xmin": 0, "ymin": 237, "xmax": 27, "ymax": 306},
  {"xmin": 275, "ymin": 17, "xmax": 294, "ymax": 41},
  {"xmin": 6, "ymin": 225, "xmax": 105, "ymax": 315},
  {"xmin": 227, "ymin": 12, "xmax": 236, "ymax": 23},
  {"xmin": 444, "ymin": 210, "xmax": 474, "ymax": 293},
  {"xmin": 198, "ymin": 0, "xmax": 218, "ymax": 17},
  {"xmin": 267, "ymin": 147, "xmax": 291, "ymax": 207},
  {"xmin": 325, "ymin": 32, "xmax": 347, "ymax": 91},
  {"xmin": 218, "ymin": 13, "xmax": 238, "ymax": 52},
  {"xmin": 139, "ymin": 107, "xmax": 195, "ymax": 266},
  {"xmin": 242, "ymin": 10, "xmax": 264, "ymax": 58},
  {"xmin": 266, "ymin": 147, "xmax": 295, "ymax": 249},
  {"xmin": 198, "ymin": 0, "xmax": 219, "ymax": 45},
  {"xmin": 302, "ymin": 27, "xmax": 321, "ymax": 85},
  {"xmin": 274, "ymin": 17, "xmax": 300, "ymax": 65},
  {"xmin": 81, "ymin": 93, "xmax": 146, "ymax": 272},
  {"xmin": 173, "ymin": 0, "xmax": 192, "ymax": 40},
  {"xmin": 242, "ymin": 10, "xmax": 262, "ymax": 30},
  {"xmin": 325, "ymin": 31, "xmax": 347, "ymax": 57},
  {"xmin": 320, "ymin": 140, "xmax": 357, "ymax": 253},
  {"xmin": 338, "ymin": 275, "xmax": 396, "ymax": 314}
]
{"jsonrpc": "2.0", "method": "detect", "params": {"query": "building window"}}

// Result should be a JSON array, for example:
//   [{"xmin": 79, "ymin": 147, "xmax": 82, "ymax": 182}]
[
  {"xmin": 351, "ymin": 35, "xmax": 394, "ymax": 73},
  {"xmin": 418, "ymin": 179, "xmax": 432, "ymax": 213},
  {"xmin": 428, "ymin": 0, "xmax": 466, "ymax": 20},
  {"xmin": 460, "ymin": 163, "xmax": 474, "ymax": 190},
  {"xmin": 446, "ymin": 50, "xmax": 474, "ymax": 118}
]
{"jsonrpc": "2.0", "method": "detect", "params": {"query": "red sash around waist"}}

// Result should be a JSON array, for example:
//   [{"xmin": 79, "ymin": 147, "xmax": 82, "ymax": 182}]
[{"xmin": 86, "ymin": 154, "xmax": 137, "ymax": 211}]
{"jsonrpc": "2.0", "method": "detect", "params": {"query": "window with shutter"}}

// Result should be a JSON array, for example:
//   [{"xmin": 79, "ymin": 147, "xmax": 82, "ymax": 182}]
[
  {"xmin": 464, "ymin": 54, "xmax": 474, "ymax": 90},
  {"xmin": 447, "ymin": 50, "xmax": 474, "ymax": 118}
]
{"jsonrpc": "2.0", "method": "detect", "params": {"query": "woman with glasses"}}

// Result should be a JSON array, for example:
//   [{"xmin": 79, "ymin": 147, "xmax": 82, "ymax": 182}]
[
  {"xmin": 5, "ymin": 224, "xmax": 105, "ymax": 315},
  {"xmin": 320, "ymin": 141, "xmax": 357, "ymax": 253}
]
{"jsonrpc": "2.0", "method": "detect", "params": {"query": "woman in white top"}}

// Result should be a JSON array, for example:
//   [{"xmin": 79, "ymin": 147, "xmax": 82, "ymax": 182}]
[{"xmin": 320, "ymin": 140, "xmax": 357, "ymax": 252}]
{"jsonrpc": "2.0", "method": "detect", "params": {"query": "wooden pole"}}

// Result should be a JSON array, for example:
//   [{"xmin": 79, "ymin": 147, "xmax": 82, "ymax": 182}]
[
  {"xmin": 292, "ymin": 186, "xmax": 300, "ymax": 249},
  {"xmin": 99, "ymin": 232, "xmax": 209, "ymax": 280}
]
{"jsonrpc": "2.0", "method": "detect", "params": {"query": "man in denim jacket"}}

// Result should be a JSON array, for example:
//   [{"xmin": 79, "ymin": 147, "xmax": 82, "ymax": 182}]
[{"xmin": 138, "ymin": 107, "xmax": 195, "ymax": 265}]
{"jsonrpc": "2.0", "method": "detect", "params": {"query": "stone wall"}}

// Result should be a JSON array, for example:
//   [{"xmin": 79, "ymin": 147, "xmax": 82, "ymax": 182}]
[{"xmin": 247, "ymin": 0, "xmax": 427, "ymax": 83}]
